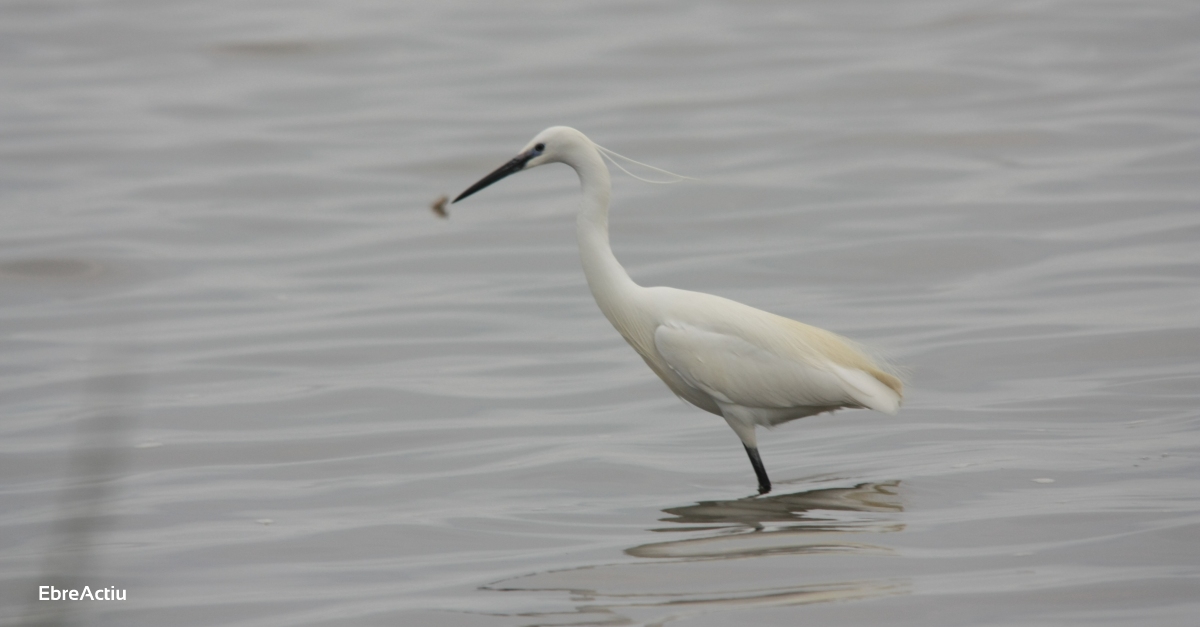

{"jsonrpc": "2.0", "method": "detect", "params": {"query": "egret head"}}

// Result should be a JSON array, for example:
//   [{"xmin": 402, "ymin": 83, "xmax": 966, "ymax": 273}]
[{"xmin": 453, "ymin": 126, "xmax": 590, "ymax": 203}]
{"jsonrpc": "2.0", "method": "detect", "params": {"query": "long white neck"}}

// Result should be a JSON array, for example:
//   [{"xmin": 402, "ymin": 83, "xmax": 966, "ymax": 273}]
[{"xmin": 563, "ymin": 143, "xmax": 642, "ymax": 328}]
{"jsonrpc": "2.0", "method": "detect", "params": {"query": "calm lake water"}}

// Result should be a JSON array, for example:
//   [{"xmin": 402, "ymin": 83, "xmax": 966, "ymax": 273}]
[{"xmin": 3, "ymin": 1, "xmax": 1199, "ymax": 625}]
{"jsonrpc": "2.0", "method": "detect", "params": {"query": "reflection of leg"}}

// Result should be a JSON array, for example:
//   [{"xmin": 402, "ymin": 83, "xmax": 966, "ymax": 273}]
[{"xmin": 744, "ymin": 445, "xmax": 771, "ymax": 494}]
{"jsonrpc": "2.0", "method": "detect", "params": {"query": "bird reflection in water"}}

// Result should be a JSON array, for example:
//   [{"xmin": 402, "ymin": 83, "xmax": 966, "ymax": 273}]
[
  {"xmin": 628, "ymin": 481, "xmax": 904, "ymax": 559},
  {"xmin": 660, "ymin": 480, "xmax": 900, "ymax": 527},
  {"xmin": 483, "ymin": 482, "xmax": 906, "ymax": 625}
]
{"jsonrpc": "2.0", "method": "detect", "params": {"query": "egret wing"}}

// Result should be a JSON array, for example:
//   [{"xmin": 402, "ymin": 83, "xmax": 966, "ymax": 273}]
[{"xmin": 653, "ymin": 322, "xmax": 897, "ymax": 413}]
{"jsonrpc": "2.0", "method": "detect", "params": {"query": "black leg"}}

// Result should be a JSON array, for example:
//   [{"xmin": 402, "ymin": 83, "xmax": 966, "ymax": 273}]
[{"xmin": 743, "ymin": 445, "xmax": 771, "ymax": 494}]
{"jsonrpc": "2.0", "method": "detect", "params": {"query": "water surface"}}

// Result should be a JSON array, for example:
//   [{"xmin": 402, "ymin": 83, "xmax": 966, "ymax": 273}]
[{"xmin": 2, "ymin": 1, "xmax": 1199, "ymax": 625}]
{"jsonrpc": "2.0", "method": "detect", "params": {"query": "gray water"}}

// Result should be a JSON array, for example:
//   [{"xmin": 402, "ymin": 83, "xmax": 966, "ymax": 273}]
[{"xmin": 3, "ymin": 1, "xmax": 1199, "ymax": 625}]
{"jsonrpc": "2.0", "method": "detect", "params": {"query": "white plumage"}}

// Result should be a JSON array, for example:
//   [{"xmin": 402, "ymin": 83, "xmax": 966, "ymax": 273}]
[{"xmin": 454, "ymin": 126, "xmax": 903, "ymax": 494}]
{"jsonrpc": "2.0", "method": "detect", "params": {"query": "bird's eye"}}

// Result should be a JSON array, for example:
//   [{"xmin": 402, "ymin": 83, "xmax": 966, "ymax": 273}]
[{"xmin": 534, "ymin": 143, "xmax": 545, "ymax": 152}]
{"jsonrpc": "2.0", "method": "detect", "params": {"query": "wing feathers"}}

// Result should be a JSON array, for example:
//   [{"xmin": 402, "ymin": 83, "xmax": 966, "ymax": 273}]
[{"xmin": 653, "ymin": 321, "xmax": 901, "ymax": 415}]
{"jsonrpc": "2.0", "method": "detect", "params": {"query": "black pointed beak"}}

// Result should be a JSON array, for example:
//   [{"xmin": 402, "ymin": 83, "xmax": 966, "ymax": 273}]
[{"xmin": 453, "ymin": 148, "xmax": 539, "ymax": 203}]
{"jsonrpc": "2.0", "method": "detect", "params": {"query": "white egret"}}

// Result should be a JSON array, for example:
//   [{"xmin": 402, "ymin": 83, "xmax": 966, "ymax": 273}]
[{"xmin": 453, "ymin": 127, "xmax": 903, "ymax": 494}]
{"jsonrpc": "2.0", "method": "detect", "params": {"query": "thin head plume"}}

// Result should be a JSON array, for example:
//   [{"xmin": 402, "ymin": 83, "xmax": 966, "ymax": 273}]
[{"xmin": 593, "ymin": 143, "xmax": 699, "ymax": 184}]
